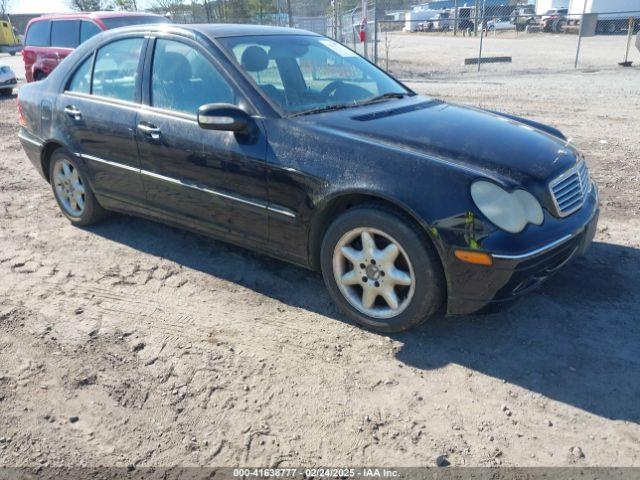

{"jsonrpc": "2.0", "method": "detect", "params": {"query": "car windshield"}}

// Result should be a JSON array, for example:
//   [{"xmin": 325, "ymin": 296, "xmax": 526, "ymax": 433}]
[
  {"xmin": 218, "ymin": 35, "xmax": 412, "ymax": 115},
  {"xmin": 101, "ymin": 16, "xmax": 171, "ymax": 29}
]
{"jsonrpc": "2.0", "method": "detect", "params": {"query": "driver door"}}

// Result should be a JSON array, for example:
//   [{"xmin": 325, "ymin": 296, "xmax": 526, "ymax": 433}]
[{"xmin": 136, "ymin": 37, "xmax": 269, "ymax": 245}]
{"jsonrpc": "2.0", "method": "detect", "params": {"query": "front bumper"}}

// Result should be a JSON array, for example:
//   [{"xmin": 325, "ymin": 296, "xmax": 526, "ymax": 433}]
[{"xmin": 446, "ymin": 185, "xmax": 599, "ymax": 315}]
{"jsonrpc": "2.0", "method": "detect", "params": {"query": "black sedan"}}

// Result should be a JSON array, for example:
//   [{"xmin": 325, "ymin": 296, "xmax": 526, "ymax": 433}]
[{"xmin": 17, "ymin": 24, "xmax": 599, "ymax": 332}]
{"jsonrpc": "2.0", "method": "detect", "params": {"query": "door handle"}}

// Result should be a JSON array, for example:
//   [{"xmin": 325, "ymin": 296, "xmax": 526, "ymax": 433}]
[
  {"xmin": 64, "ymin": 105, "xmax": 82, "ymax": 121},
  {"xmin": 137, "ymin": 123, "xmax": 162, "ymax": 141}
]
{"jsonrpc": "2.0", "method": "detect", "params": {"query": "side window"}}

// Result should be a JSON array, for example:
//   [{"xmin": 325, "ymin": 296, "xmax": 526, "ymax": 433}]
[
  {"xmin": 51, "ymin": 20, "xmax": 80, "ymax": 49},
  {"xmin": 92, "ymin": 38, "xmax": 144, "ymax": 102},
  {"xmin": 67, "ymin": 55, "xmax": 93, "ymax": 94},
  {"xmin": 80, "ymin": 21, "xmax": 101, "ymax": 44},
  {"xmin": 151, "ymin": 39, "xmax": 235, "ymax": 115},
  {"xmin": 25, "ymin": 20, "xmax": 50, "ymax": 47}
]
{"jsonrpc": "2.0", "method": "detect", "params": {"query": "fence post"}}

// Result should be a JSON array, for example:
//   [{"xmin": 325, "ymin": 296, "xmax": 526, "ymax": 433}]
[
  {"xmin": 477, "ymin": 3, "xmax": 485, "ymax": 71},
  {"xmin": 453, "ymin": 0, "xmax": 458, "ymax": 36},
  {"xmin": 574, "ymin": 1, "xmax": 588, "ymax": 68},
  {"xmin": 374, "ymin": 6, "xmax": 378, "ymax": 64}
]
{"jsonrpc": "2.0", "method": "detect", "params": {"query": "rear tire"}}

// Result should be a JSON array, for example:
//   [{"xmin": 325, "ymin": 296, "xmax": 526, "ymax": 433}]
[
  {"xmin": 49, "ymin": 149, "xmax": 108, "ymax": 227},
  {"xmin": 320, "ymin": 204, "xmax": 444, "ymax": 332}
]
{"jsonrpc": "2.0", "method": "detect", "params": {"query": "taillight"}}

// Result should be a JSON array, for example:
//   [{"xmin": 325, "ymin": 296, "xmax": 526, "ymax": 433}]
[{"xmin": 17, "ymin": 96, "xmax": 27, "ymax": 127}]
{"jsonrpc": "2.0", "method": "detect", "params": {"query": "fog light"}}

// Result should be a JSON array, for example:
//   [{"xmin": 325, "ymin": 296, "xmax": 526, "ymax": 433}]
[{"xmin": 454, "ymin": 250, "xmax": 493, "ymax": 266}]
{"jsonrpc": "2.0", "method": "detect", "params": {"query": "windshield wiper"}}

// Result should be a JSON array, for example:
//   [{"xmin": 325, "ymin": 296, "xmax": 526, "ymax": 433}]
[
  {"xmin": 292, "ymin": 102, "xmax": 359, "ymax": 117},
  {"xmin": 359, "ymin": 91, "xmax": 413, "ymax": 106},
  {"xmin": 291, "ymin": 91, "xmax": 414, "ymax": 117}
]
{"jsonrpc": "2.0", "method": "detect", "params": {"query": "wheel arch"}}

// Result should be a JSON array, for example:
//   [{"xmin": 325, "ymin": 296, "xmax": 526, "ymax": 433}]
[
  {"xmin": 40, "ymin": 140, "xmax": 66, "ymax": 182},
  {"xmin": 308, "ymin": 190, "xmax": 446, "ymax": 272}
]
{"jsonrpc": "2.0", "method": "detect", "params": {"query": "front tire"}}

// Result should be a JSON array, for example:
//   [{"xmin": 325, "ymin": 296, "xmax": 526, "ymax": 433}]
[
  {"xmin": 320, "ymin": 205, "xmax": 444, "ymax": 332},
  {"xmin": 49, "ymin": 149, "xmax": 108, "ymax": 226}
]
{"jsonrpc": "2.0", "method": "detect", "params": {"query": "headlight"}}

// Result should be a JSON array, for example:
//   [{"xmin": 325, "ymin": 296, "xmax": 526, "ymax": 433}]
[{"xmin": 470, "ymin": 181, "xmax": 544, "ymax": 233}]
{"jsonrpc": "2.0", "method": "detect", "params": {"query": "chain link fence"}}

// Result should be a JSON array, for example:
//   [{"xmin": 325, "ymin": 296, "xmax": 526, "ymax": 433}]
[{"xmin": 162, "ymin": 3, "xmax": 640, "ymax": 76}]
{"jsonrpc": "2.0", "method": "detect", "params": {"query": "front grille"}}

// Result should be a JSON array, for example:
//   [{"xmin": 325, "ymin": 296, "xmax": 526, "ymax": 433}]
[
  {"xmin": 1, "ymin": 78, "xmax": 16, "ymax": 86},
  {"xmin": 549, "ymin": 161, "xmax": 591, "ymax": 217}
]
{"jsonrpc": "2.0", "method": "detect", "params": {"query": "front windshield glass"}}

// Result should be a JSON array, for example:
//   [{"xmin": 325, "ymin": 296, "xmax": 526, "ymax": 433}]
[{"xmin": 218, "ymin": 35, "xmax": 411, "ymax": 115}]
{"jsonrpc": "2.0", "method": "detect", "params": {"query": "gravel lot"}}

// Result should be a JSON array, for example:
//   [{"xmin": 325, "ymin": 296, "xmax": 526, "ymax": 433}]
[{"xmin": 1, "ymin": 41, "xmax": 639, "ymax": 468}]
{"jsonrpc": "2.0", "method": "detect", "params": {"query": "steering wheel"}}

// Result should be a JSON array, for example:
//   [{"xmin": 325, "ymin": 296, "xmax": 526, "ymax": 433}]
[{"xmin": 321, "ymin": 80, "xmax": 347, "ymax": 99}]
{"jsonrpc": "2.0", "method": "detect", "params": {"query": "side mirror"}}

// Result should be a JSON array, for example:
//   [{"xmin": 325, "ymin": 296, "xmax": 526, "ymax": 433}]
[{"xmin": 197, "ymin": 103, "xmax": 252, "ymax": 133}]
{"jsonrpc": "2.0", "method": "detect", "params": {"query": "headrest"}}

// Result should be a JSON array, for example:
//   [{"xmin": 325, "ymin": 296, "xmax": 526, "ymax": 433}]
[
  {"xmin": 156, "ymin": 52, "xmax": 192, "ymax": 83},
  {"xmin": 241, "ymin": 46, "xmax": 269, "ymax": 72}
]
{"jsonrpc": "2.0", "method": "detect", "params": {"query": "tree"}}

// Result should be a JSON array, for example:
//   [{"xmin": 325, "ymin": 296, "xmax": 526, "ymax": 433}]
[
  {"xmin": 0, "ymin": 0, "xmax": 13, "ymax": 16},
  {"xmin": 69, "ymin": 0, "xmax": 111, "ymax": 11},
  {"xmin": 113, "ymin": 0, "xmax": 137, "ymax": 10},
  {"xmin": 147, "ymin": 0, "xmax": 186, "ymax": 16},
  {"xmin": 250, "ymin": 0, "xmax": 275, "ymax": 22}
]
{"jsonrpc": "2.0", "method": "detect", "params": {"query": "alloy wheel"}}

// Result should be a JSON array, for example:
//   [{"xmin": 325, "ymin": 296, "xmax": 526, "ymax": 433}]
[
  {"xmin": 53, "ymin": 158, "xmax": 85, "ymax": 217},
  {"xmin": 332, "ymin": 227, "xmax": 416, "ymax": 319}
]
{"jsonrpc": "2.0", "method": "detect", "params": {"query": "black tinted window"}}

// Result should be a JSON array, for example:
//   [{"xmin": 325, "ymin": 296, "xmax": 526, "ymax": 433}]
[
  {"xmin": 51, "ymin": 20, "xmax": 79, "ymax": 48},
  {"xmin": 92, "ymin": 38, "xmax": 144, "ymax": 102},
  {"xmin": 25, "ymin": 20, "xmax": 50, "ymax": 47},
  {"xmin": 80, "ymin": 21, "xmax": 101, "ymax": 44},
  {"xmin": 102, "ymin": 16, "xmax": 170, "ymax": 29},
  {"xmin": 151, "ymin": 39, "xmax": 234, "ymax": 115}
]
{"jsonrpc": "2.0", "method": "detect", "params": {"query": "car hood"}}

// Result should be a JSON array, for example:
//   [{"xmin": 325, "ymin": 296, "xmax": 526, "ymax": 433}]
[{"xmin": 302, "ymin": 96, "xmax": 579, "ymax": 186}]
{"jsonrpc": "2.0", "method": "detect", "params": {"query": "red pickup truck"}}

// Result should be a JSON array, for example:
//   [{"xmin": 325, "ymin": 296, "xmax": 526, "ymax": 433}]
[{"xmin": 22, "ymin": 11, "xmax": 170, "ymax": 82}]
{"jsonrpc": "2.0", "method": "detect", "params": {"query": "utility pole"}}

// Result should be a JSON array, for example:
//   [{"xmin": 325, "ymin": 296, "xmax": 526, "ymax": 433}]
[{"xmin": 286, "ymin": 0, "xmax": 293, "ymax": 27}]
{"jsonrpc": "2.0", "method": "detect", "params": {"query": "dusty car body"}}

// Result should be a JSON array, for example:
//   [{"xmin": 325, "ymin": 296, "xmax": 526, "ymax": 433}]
[{"xmin": 17, "ymin": 24, "xmax": 599, "ymax": 332}]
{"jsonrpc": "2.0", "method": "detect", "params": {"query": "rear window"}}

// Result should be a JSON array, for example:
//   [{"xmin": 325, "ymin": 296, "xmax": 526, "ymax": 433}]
[
  {"xmin": 51, "ymin": 20, "xmax": 80, "ymax": 48},
  {"xmin": 101, "ymin": 16, "xmax": 171, "ymax": 30},
  {"xmin": 25, "ymin": 20, "xmax": 50, "ymax": 47}
]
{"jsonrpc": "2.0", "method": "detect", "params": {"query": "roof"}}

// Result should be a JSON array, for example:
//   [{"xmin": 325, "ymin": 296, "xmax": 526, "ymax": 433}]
[
  {"xmin": 182, "ymin": 24, "xmax": 319, "ymax": 38},
  {"xmin": 33, "ymin": 11, "xmax": 166, "ymax": 21}
]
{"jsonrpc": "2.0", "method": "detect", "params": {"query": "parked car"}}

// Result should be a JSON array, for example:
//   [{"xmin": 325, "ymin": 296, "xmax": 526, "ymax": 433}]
[
  {"xmin": 22, "ymin": 11, "xmax": 171, "ymax": 82},
  {"xmin": 487, "ymin": 17, "xmax": 515, "ymax": 31},
  {"xmin": 419, "ymin": 12, "xmax": 450, "ymax": 32},
  {"xmin": 541, "ymin": 8, "xmax": 568, "ymax": 32},
  {"xmin": 433, "ymin": 12, "xmax": 451, "ymax": 31},
  {"xmin": 0, "ymin": 64, "xmax": 17, "ymax": 95},
  {"xmin": 510, "ymin": 6, "xmax": 538, "ymax": 30},
  {"xmin": 17, "ymin": 24, "xmax": 599, "ymax": 332}
]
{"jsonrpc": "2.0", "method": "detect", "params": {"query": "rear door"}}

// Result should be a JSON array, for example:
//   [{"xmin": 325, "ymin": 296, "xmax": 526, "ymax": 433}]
[
  {"xmin": 135, "ymin": 35, "xmax": 269, "ymax": 244},
  {"xmin": 49, "ymin": 20, "xmax": 80, "ymax": 65},
  {"xmin": 57, "ymin": 36, "xmax": 146, "ymax": 206}
]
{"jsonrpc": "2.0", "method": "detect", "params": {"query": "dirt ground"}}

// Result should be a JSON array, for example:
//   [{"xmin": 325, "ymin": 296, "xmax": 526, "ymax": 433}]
[{"xmin": 1, "ymin": 44, "xmax": 639, "ymax": 468}]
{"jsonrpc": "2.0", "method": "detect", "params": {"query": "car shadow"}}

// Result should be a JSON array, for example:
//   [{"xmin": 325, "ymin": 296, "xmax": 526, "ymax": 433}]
[
  {"xmin": 88, "ymin": 215, "xmax": 640, "ymax": 423},
  {"xmin": 0, "ymin": 92, "xmax": 17, "ymax": 102}
]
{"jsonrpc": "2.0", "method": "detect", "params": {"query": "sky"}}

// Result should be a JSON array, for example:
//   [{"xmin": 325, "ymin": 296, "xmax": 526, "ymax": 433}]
[
  {"xmin": 10, "ymin": 0, "xmax": 72, "ymax": 13},
  {"xmin": 9, "ymin": 0, "xmax": 152, "ymax": 14}
]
